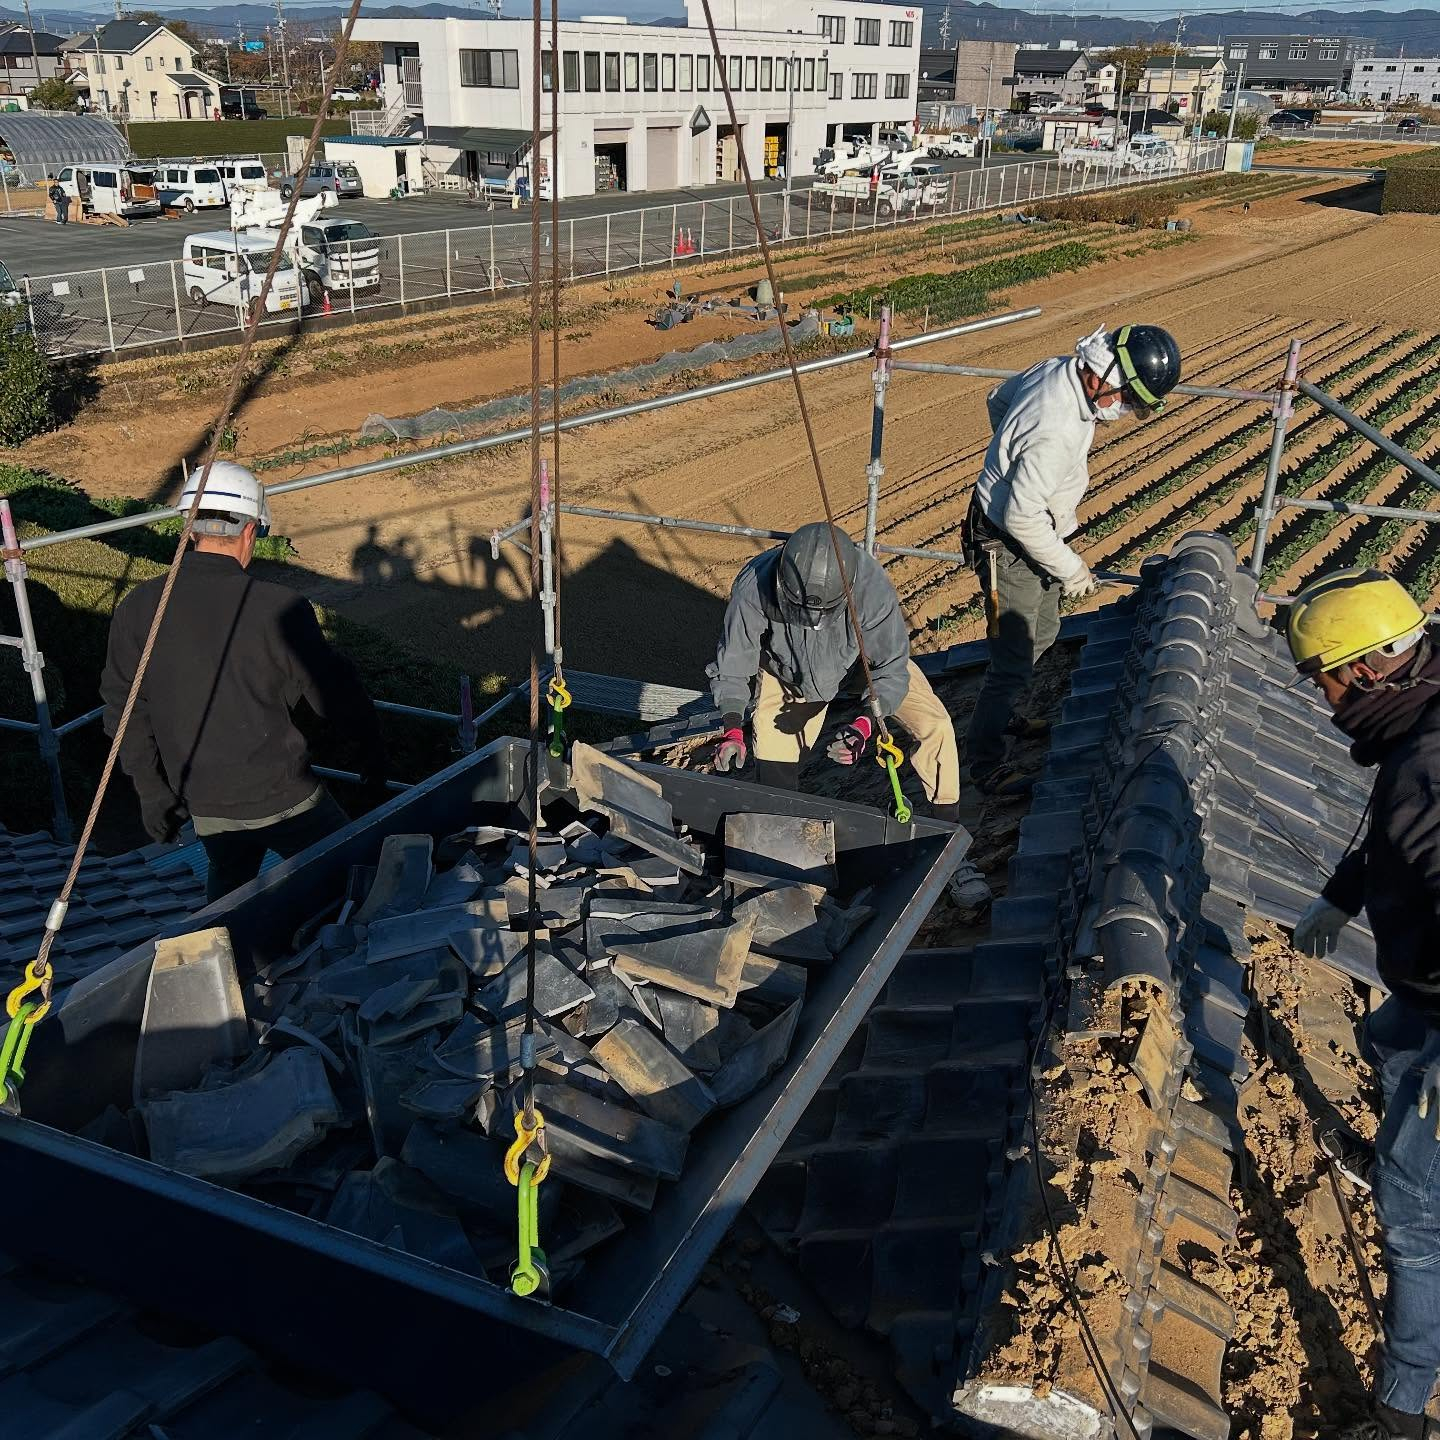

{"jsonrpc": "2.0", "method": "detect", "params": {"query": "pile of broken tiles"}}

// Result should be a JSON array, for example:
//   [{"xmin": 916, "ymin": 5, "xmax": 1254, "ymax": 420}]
[{"xmin": 117, "ymin": 746, "xmax": 873, "ymax": 1295}]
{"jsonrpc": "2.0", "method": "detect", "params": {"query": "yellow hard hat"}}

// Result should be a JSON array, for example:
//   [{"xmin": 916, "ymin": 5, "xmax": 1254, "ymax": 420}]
[{"xmin": 1286, "ymin": 567, "xmax": 1426, "ymax": 675}]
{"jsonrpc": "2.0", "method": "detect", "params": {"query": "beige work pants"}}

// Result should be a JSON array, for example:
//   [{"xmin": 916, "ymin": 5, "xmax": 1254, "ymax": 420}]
[{"xmin": 752, "ymin": 662, "xmax": 961, "ymax": 806}]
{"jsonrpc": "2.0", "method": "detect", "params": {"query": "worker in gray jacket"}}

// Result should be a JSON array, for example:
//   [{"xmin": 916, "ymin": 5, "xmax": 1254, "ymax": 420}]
[
  {"xmin": 964, "ymin": 322, "xmax": 1182, "ymax": 794},
  {"xmin": 708, "ymin": 523, "xmax": 961, "ymax": 819}
]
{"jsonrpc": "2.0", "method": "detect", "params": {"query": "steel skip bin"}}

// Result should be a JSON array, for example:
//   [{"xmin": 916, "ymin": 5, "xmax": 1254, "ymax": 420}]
[{"xmin": 2, "ymin": 738, "xmax": 967, "ymax": 1420}]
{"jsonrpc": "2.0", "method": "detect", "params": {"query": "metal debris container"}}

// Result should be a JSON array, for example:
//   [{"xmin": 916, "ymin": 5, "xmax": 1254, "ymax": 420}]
[{"xmin": 1, "ymin": 738, "xmax": 964, "ymax": 1420}]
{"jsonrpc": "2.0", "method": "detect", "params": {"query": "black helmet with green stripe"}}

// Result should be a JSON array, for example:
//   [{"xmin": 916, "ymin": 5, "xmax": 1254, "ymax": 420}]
[{"xmin": 1106, "ymin": 323, "xmax": 1182, "ymax": 414}]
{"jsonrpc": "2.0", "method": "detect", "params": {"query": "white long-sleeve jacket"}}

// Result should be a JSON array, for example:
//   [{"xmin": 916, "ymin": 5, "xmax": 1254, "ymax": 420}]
[{"xmin": 973, "ymin": 356, "xmax": 1096, "ymax": 584}]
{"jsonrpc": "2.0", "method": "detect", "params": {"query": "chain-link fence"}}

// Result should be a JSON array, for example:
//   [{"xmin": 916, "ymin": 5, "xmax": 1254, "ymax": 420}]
[{"xmin": 19, "ymin": 142, "xmax": 1229, "ymax": 360}]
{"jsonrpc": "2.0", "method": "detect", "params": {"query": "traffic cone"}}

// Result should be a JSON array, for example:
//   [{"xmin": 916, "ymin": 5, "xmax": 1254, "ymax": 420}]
[{"xmin": 321, "ymin": 289, "xmax": 333, "ymax": 315}]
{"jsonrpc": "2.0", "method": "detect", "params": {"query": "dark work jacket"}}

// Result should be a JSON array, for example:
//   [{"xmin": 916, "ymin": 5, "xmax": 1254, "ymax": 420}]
[
  {"xmin": 102, "ymin": 550, "xmax": 383, "ymax": 824},
  {"xmin": 1323, "ymin": 660, "xmax": 1440, "ymax": 1022}
]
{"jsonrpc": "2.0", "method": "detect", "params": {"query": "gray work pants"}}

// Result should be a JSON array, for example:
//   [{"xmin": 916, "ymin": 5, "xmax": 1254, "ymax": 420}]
[{"xmin": 965, "ymin": 544, "xmax": 1061, "ymax": 780}]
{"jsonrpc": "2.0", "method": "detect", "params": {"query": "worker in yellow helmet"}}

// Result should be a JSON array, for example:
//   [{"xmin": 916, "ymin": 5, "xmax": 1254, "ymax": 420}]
[{"xmin": 1286, "ymin": 567, "xmax": 1440, "ymax": 1440}]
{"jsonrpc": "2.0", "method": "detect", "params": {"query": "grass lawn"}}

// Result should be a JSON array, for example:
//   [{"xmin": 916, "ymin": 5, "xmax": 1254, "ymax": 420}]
[{"xmin": 125, "ymin": 118, "xmax": 350, "ymax": 159}]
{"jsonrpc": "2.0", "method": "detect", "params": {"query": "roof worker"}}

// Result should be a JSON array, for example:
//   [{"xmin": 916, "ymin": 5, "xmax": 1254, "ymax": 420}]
[
  {"xmin": 102, "ymin": 462, "xmax": 387, "ymax": 904},
  {"xmin": 707, "ymin": 524, "xmax": 988, "ymax": 911},
  {"xmin": 1286, "ymin": 568, "xmax": 1440, "ymax": 1440},
  {"xmin": 963, "ymin": 322, "xmax": 1181, "ymax": 795}
]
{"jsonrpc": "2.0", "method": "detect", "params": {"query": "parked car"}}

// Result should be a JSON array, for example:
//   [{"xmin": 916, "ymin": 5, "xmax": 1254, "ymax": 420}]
[
  {"xmin": 221, "ymin": 94, "xmax": 268, "ymax": 120},
  {"xmin": 55, "ymin": 164, "xmax": 161, "ymax": 219},
  {"xmin": 294, "ymin": 216, "xmax": 381, "ymax": 302},
  {"xmin": 329, "ymin": 87, "xmax": 361, "ymax": 102},
  {"xmin": 215, "ymin": 159, "xmax": 271, "ymax": 193},
  {"xmin": 1269, "ymin": 110, "xmax": 1314, "ymax": 130},
  {"xmin": 182, "ymin": 231, "xmax": 306, "ymax": 316},
  {"xmin": 1397, "ymin": 116, "xmax": 1421, "ymax": 134},
  {"xmin": 277, "ymin": 161, "xmax": 363, "ymax": 200},
  {"xmin": 156, "ymin": 163, "xmax": 228, "ymax": 212}
]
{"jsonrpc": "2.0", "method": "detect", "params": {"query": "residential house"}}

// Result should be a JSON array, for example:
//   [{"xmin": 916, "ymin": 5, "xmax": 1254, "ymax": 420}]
[
  {"xmin": 1011, "ymin": 48, "xmax": 1089, "ymax": 109},
  {"xmin": 1085, "ymin": 60, "xmax": 1120, "ymax": 108},
  {"xmin": 61, "ymin": 18, "xmax": 223, "ymax": 122},
  {"xmin": 0, "ymin": 25, "xmax": 67, "ymax": 98},
  {"xmin": 1140, "ymin": 55, "xmax": 1227, "ymax": 119},
  {"xmin": 918, "ymin": 46, "xmax": 956, "ymax": 105}
]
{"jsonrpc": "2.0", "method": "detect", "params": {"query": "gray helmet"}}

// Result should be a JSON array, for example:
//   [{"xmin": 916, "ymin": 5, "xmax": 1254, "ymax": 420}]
[{"xmin": 776, "ymin": 523, "xmax": 859, "ymax": 624}]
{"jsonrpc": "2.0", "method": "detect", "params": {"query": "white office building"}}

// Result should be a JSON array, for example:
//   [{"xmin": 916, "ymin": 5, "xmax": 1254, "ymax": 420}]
[
  {"xmin": 1351, "ymin": 56, "xmax": 1440, "ymax": 105},
  {"xmin": 692, "ymin": 2, "xmax": 923, "ymax": 147},
  {"xmin": 354, "ymin": 2, "xmax": 920, "ymax": 200}
]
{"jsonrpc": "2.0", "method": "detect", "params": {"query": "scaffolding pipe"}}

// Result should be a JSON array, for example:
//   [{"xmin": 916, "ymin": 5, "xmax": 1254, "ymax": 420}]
[
  {"xmin": 1248, "ymin": 340, "xmax": 1303, "ymax": 576},
  {"xmin": 1, "ymin": 497, "xmax": 71, "ymax": 841},
  {"xmin": 889, "ymin": 360, "xmax": 1279, "ymax": 404},
  {"xmin": 558, "ymin": 504, "xmax": 790, "ymax": 544},
  {"xmin": 1277, "ymin": 495, "xmax": 1440, "ymax": 525},
  {"xmin": 538, "ymin": 459, "xmax": 558, "ymax": 656},
  {"xmin": 1298, "ymin": 377, "xmax": 1440, "ymax": 494},
  {"xmin": 19, "ymin": 308, "xmax": 1044, "ymax": 556},
  {"xmin": 865, "ymin": 306, "xmax": 893, "ymax": 556}
]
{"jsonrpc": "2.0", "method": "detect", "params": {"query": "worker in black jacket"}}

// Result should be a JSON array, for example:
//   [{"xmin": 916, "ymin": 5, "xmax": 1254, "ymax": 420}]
[
  {"xmin": 1286, "ymin": 567, "xmax": 1440, "ymax": 1440},
  {"xmin": 102, "ymin": 462, "xmax": 386, "ymax": 902}
]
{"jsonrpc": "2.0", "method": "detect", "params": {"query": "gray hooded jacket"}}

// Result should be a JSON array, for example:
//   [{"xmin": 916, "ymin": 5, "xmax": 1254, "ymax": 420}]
[{"xmin": 709, "ymin": 547, "xmax": 911, "ymax": 721}]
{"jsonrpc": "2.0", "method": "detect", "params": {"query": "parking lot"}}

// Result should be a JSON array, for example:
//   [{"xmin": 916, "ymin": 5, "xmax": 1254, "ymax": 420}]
[{"xmin": 0, "ymin": 149, "xmax": 1107, "ymax": 360}]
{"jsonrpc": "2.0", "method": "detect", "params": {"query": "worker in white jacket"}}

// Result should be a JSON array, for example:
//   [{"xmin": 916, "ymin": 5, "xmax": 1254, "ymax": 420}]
[{"xmin": 963, "ymin": 323, "xmax": 1182, "ymax": 794}]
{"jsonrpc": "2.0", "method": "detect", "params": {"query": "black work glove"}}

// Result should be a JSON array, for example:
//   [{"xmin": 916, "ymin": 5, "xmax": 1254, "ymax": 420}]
[{"xmin": 139, "ymin": 788, "xmax": 190, "ymax": 845}]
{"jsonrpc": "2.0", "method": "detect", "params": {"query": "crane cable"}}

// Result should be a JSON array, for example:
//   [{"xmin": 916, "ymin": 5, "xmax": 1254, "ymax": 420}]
[
  {"xmin": 696, "ymin": 0, "xmax": 910, "ymax": 812},
  {"xmin": 504, "ymin": 0, "xmax": 562, "ymax": 1302},
  {"xmin": 1, "ymin": 0, "xmax": 369, "ymax": 1102}
]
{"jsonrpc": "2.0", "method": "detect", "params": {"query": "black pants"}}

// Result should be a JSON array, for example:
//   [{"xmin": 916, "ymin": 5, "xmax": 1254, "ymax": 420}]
[{"xmin": 199, "ymin": 792, "xmax": 348, "ymax": 903}]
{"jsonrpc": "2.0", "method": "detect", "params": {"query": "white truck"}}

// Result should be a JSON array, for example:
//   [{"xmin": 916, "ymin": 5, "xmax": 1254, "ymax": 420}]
[
  {"xmin": 230, "ymin": 189, "xmax": 382, "ymax": 303},
  {"xmin": 921, "ymin": 131, "xmax": 977, "ymax": 159}
]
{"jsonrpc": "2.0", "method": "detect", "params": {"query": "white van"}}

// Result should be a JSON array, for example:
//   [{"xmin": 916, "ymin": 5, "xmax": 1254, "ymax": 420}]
[
  {"xmin": 215, "ymin": 159, "xmax": 271, "ymax": 193},
  {"xmin": 55, "ymin": 164, "xmax": 161, "ymax": 219},
  {"xmin": 181, "ymin": 231, "xmax": 306, "ymax": 316},
  {"xmin": 156, "ymin": 163, "xmax": 228, "ymax": 212}
]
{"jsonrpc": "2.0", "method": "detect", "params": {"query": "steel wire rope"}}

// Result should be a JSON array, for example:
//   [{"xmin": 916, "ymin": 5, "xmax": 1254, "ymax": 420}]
[
  {"xmin": 696, "ymin": 0, "xmax": 897, "ymax": 745},
  {"xmin": 548, "ymin": 0, "xmax": 564, "ymax": 669},
  {"xmin": 20, "ymin": 0, "xmax": 368, "ymax": 1009}
]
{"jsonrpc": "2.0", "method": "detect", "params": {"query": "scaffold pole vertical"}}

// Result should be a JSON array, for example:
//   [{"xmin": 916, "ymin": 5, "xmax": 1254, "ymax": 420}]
[{"xmin": 1248, "ymin": 338, "xmax": 1303, "ymax": 577}]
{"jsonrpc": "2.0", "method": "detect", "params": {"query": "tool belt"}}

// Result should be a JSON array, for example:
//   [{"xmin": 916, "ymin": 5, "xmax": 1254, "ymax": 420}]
[{"xmin": 962, "ymin": 493, "xmax": 1006, "ymax": 569}]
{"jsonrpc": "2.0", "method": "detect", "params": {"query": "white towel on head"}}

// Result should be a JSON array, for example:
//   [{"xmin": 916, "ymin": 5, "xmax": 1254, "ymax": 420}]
[{"xmin": 1075, "ymin": 324, "xmax": 1115, "ymax": 381}]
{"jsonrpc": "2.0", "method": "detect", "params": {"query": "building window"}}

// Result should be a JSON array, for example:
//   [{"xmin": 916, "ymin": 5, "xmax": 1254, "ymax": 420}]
[
  {"xmin": 818, "ymin": 15, "xmax": 844, "ymax": 43},
  {"xmin": 679, "ymin": 53, "xmax": 692, "ymax": 89},
  {"xmin": 852, "ymin": 71, "xmax": 877, "ymax": 98},
  {"xmin": 1320, "ymin": 46, "xmax": 1339, "ymax": 60},
  {"xmin": 1360, "ymin": 63, "xmax": 1374, "ymax": 72},
  {"xmin": 541, "ymin": 49, "xmax": 555, "ymax": 92},
  {"xmin": 643, "ymin": 53, "xmax": 657, "ymax": 90},
  {"xmin": 145, "ymin": 56, "xmax": 153, "ymax": 70},
  {"xmin": 697, "ymin": 54, "xmax": 710, "ymax": 89},
  {"xmin": 1227, "ymin": 46, "xmax": 1247, "ymax": 58},
  {"xmin": 459, "ymin": 49, "xmax": 520, "ymax": 88},
  {"xmin": 829, "ymin": 68, "xmax": 842, "ymax": 99},
  {"xmin": 804, "ymin": 57, "xmax": 815, "ymax": 90},
  {"xmin": 884, "ymin": 72, "xmax": 909, "ymax": 99},
  {"xmin": 728, "ymin": 54, "xmax": 742, "ymax": 90},
  {"xmin": 624, "ymin": 52, "xmax": 638, "ymax": 89},
  {"xmin": 605, "ymin": 52, "xmax": 620, "ymax": 91},
  {"xmin": 1385, "ymin": 64, "xmax": 1398, "ymax": 72},
  {"xmin": 760, "ymin": 56, "xmax": 772, "ymax": 88},
  {"xmin": 1289, "ymin": 46, "xmax": 1307, "ymax": 60},
  {"xmin": 745, "ymin": 55, "xmax": 757, "ymax": 90},
  {"xmin": 662, "ymin": 53, "xmax": 675, "ymax": 90},
  {"xmin": 563, "ymin": 50, "xmax": 580, "ymax": 91},
  {"xmin": 889, "ymin": 20, "xmax": 914, "ymax": 47},
  {"xmin": 583, "ymin": 51, "xmax": 600, "ymax": 91},
  {"xmin": 818, "ymin": 57, "xmax": 828, "ymax": 91},
  {"xmin": 856, "ymin": 18, "xmax": 880, "ymax": 45},
  {"xmin": 1257, "ymin": 46, "xmax": 1276, "ymax": 59},
  {"xmin": 115, "ymin": 55, "xmax": 122, "ymax": 70}
]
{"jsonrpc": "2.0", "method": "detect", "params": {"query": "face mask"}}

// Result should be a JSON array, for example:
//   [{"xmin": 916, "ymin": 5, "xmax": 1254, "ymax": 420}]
[{"xmin": 1093, "ymin": 396, "xmax": 1128, "ymax": 422}]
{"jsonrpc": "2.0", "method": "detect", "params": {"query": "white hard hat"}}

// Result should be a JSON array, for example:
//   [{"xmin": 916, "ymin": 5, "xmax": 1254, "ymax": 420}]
[{"xmin": 179, "ymin": 460, "xmax": 272, "ymax": 537}]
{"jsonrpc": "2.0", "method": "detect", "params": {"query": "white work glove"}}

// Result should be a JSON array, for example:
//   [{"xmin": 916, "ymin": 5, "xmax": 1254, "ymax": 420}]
[
  {"xmin": 1291, "ymin": 897, "xmax": 1351, "ymax": 958},
  {"xmin": 1061, "ymin": 563, "xmax": 1099, "ymax": 601},
  {"xmin": 1418, "ymin": 1056, "xmax": 1440, "ymax": 1140}
]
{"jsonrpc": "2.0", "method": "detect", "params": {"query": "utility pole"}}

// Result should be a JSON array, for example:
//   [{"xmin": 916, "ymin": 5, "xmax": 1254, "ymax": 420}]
[
  {"xmin": 18, "ymin": 0, "xmax": 40, "ymax": 94},
  {"xmin": 783, "ymin": 51, "xmax": 795, "ymax": 240},
  {"xmin": 274, "ymin": 0, "xmax": 290, "ymax": 113},
  {"xmin": 1226, "ymin": 59, "xmax": 1244, "ymax": 139},
  {"xmin": 1167, "ymin": 16, "xmax": 1185, "ymax": 121},
  {"xmin": 938, "ymin": 4, "xmax": 952, "ymax": 51},
  {"xmin": 981, "ymin": 63, "xmax": 993, "ymax": 169}
]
